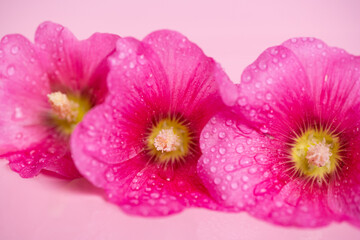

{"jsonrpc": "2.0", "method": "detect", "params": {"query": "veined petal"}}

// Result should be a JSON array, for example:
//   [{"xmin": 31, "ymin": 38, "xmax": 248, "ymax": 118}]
[
  {"xmin": 0, "ymin": 34, "xmax": 50, "ymax": 153},
  {"xmin": 35, "ymin": 21, "xmax": 119, "ymax": 102},
  {"xmin": 199, "ymin": 111, "xmax": 334, "ymax": 227}
]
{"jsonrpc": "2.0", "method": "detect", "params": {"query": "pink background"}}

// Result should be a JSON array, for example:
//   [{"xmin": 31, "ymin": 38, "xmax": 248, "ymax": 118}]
[{"xmin": 1, "ymin": 0, "xmax": 360, "ymax": 239}]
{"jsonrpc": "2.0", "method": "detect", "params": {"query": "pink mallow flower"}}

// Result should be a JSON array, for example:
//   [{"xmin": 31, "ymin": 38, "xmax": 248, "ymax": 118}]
[
  {"xmin": 0, "ymin": 22, "xmax": 119, "ymax": 178},
  {"xmin": 198, "ymin": 38, "xmax": 360, "ymax": 227},
  {"xmin": 71, "ymin": 30, "xmax": 236, "ymax": 216}
]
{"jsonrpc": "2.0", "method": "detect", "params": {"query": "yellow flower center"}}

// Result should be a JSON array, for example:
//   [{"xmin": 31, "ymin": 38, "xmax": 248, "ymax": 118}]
[
  {"xmin": 290, "ymin": 128, "xmax": 341, "ymax": 182},
  {"xmin": 147, "ymin": 117, "xmax": 192, "ymax": 165},
  {"xmin": 47, "ymin": 91, "xmax": 91, "ymax": 134}
]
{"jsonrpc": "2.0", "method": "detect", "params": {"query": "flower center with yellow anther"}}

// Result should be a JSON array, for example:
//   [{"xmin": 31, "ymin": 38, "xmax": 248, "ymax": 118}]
[
  {"xmin": 290, "ymin": 128, "xmax": 341, "ymax": 182},
  {"xmin": 47, "ymin": 91, "xmax": 91, "ymax": 134},
  {"xmin": 147, "ymin": 117, "xmax": 192, "ymax": 165},
  {"xmin": 154, "ymin": 127, "xmax": 181, "ymax": 152}
]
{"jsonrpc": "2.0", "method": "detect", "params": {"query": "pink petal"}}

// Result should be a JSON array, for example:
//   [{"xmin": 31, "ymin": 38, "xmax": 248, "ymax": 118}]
[
  {"xmin": 143, "ymin": 30, "xmax": 226, "ymax": 124},
  {"xmin": 108, "ymin": 31, "xmax": 228, "ymax": 131},
  {"xmin": 35, "ymin": 21, "xmax": 119, "ymax": 101},
  {"xmin": 72, "ymin": 98, "xmax": 223, "ymax": 216},
  {"xmin": 72, "ymin": 30, "xmax": 233, "ymax": 215},
  {"xmin": 282, "ymin": 38, "xmax": 360, "ymax": 120},
  {"xmin": 236, "ymin": 45, "xmax": 312, "ymax": 137},
  {"xmin": 198, "ymin": 111, "xmax": 334, "ymax": 227},
  {"xmin": 5, "ymin": 132, "xmax": 80, "ymax": 178},
  {"xmin": 0, "ymin": 34, "xmax": 50, "ymax": 153},
  {"xmin": 327, "ymin": 59, "xmax": 360, "ymax": 225}
]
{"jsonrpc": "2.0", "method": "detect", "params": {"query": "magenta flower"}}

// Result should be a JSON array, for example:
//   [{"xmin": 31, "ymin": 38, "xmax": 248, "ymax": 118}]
[
  {"xmin": 71, "ymin": 30, "xmax": 235, "ymax": 216},
  {"xmin": 198, "ymin": 38, "xmax": 360, "ymax": 227},
  {"xmin": 0, "ymin": 22, "xmax": 119, "ymax": 178}
]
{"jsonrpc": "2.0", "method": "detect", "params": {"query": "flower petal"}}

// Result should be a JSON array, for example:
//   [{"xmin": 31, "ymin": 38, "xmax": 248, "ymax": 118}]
[
  {"xmin": 4, "ymin": 132, "xmax": 80, "ymax": 178},
  {"xmin": 282, "ymin": 38, "xmax": 360, "ymax": 119},
  {"xmin": 199, "ymin": 111, "xmax": 334, "ymax": 227},
  {"xmin": 236, "ymin": 45, "xmax": 311, "ymax": 137},
  {"xmin": 0, "ymin": 34, "xmax": 50, "ymax": 153},
  {"xmin": 35, "ymin": 21, "xmax": 118, "ymax": 100},
  {"xmin": 143, "ymin": 30, "xmax": 226, "ymax": 123}
]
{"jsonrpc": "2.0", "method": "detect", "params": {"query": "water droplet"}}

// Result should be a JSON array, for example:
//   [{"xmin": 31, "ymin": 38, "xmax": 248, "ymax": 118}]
[
  {"xmin": 266, "ymin": 78, "xmax": 273, "ymax": 84},
  {"xmin": 254, "ymin": 154, "xmax": 269, "ymax": 164},
  {"xmin": 237, "ymin": 97, "xmax": 247, "ymax": 106},
  {"xmin": 225, "ymin": 119, "xmax": 233, "ymax": 126},
  {"xmin": 12, "ymin": 107, "xmax": 23, "ymax": 120},
  {"xmin": 210, "ymin": 166, "xmax": 217, "ymax": 173},
  {"xmin": 15, "ymin": 133, "xmax": 23, "ymax": 139},
  {"xmin": 270, "ymin": 48, "xmax": 278, "ymax": 55},
  {"xmin": 248, "ymin": 167, "xmax": 257, "ymax": 174},
  {"xmin": 242, "ymin": 74, "xmax": 252, "ymax": 83},
  {"xmin": 258, "ymin": 61, "xmax": 267, "ymax": 70},
  {"xmin": 224, "ymin": 164, "xmax": 234, "ymax": 172},
  {"xmin": 231, "ymin": 182, "xmax": 238, "ymax": 189},
  {"xmin": 203, "ymin": 158, "xmax": 210, "ymax": 164},
  {"xmin": 235, "ymin": 144, "xmax": 244, "ymax": 153},
  {"xmin": 218, "ymin": 132, "xmax": 226, "ymax": 139},
  {"xmin": 105, "ymin": 169, "xmax": 115, "ymax": 182},
  {"xmin": 242, "ymin": 175, "xmax": 249, "ymax": 182},
  {"xmin": 151, "ymin": 192, "xmax": 160, "ymax": 199},
  {"xmin": 265, "ymin": 93, "xmax": 272, "ymax": 100},
  {"xmin": 219, "ymin": 148, "xmax": 226, "ymax": 155},
  {"xmin": 1, "ymin": 36, "xmax": 9, "ymax": 44},
  {"xmin": 260, "ymin": 125, "xmax": 268, "ymax": 133},
  {"xmin": 11, "ymin": 46, "xmax": 19, "ymax": 54},
  {"xmin": 203, "ymin": 132, "xmax": 210, "ymax": 139},
  {"xmin": 7, "ymin": 66, "xmax": 15, "ymax": 76},
  {"xmin": 239, "ymin": 156, "xmax": 253, "ymax": 167},
  {"xmin": 214, "ymin": 178, "xmax": 221, "ymax": 184}
]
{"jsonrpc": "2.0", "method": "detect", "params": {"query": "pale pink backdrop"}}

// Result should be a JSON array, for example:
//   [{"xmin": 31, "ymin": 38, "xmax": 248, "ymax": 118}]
[{"xmin": 1, "ymin": 0, "xmax": 360, "ymax": 239}]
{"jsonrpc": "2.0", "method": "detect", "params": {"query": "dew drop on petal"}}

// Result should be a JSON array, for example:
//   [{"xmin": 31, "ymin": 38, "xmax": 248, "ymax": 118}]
[
  {"xmin": 218, "ymin": 132, "xmax": 226, "ymax": 139},
  {"xmin": 231, "ymin": 182, "xmax": 239, "ymax": 189},
  {"xmin": 224, "ymin": 164, "xmax": 235, "ymax": 172},
  {"xmin": 237, "ymin": 97, "xmax": 247, "ymax": 106},
  {"xmin": 214, "ymin": 178, "xmax": 221, "ymax": 184},
  {"xmin": 105, "ymin": 169, "xmax": 115, "ymax": 182},
  {"xmin": 239, "ymin": 156, "xmax": 253, "ymax": 167},
  {"xmin": 225, "ymin": 119, "xmax": 233, "ymax": 126},
  {"xmin": 150, "ymin": 193, "xmax": 160, "ymax": 199},
  {"xmin": 219, "ymin": 147, "xmax": 226, "ymax": 155},
  {"xmin": 242, "ymin": 175, "xmax": 249, "ymax": 182},
  {"xmin": 11, "ymin": 46, "xmax": 19, "ymax": 54},
  {"xmin": 203, "ymin": 132, "xmax": 210, "ymax": 139},
  {"xmin": 12, "ymin": 107, "xmax": 23, "ymax": 120},
  {"xmin": 7, "ymin": 65, "xmax": 15, "ymax": 76},
  {"xmin": 235, "ymin": 144, "xmax": 244, "ymax": 153}
]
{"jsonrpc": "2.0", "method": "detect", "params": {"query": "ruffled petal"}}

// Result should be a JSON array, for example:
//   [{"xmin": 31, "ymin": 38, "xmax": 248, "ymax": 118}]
[
  {"xmin": 4, "ymin": 132, "xmax": 80, "ymax": 178},
  {"xmin": 142, "ymin": 30, "xmax": 226, "ymax": 126},
  {"xmin": 73, "ymin": 30, "xmax": 232, "ymax": 215},
  {"xmin": 236, "ymin": 45, "xmax": 312, "ymax": 137},
  {"xmin": 0, "ymin": 34, "xmax": 50, "ymax": 153},
  {"xmin": 107, "ymin": 37, "xmax": 171, "ymax": 115},
  {"xmin": 282, "ymin": 38, "xmax": 360, "ymax": 120},
  {"xmin": 72, "ymin": 98, "xmax": 222, "ymax": 216},
  {"xmin": 327, "ymin": 57, "xmax": 360, "ymax": 225},
  {"xmin": 199, "ymin": 111, "xmax": 334, "ymax": 227},
  {"xmin": 35, "ymin": 21, "xmax": 118, "ymax": 101},
  {"xmin": 108, "ymin": 31, "xmax": 228, "ymax": 131},
  {"xmin": 106, "ymin": 156, "xmax": 219, "ymax": 216},
  {"xmin": 71, "ymin": 99, "xmax": 144, "ymax": 169}
]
